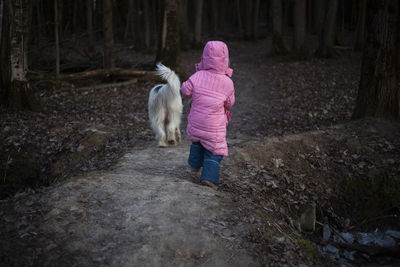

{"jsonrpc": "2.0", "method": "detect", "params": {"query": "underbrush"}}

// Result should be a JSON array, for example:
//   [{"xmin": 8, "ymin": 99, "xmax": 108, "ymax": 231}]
[{"xmin": 221, "ymin": 118, "xmax": 400, "ymax": 264}]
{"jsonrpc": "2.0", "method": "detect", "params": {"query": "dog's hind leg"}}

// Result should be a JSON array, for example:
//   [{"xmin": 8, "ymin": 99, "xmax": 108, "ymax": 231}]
[
  {"xmin": 154, "ymin": 124, "xmax": 167, "ymax": 147},
  {"xmin": 166, "ymin": 123, "xmax": 177, "ymax": 145},
  {"xmin": 151, "ymin": 113, "xmax": 168, "ymax": 147},
  {"xmin": 167, "ymin": 116, "xmax": 181, "ymax": 145},
  {"xmin": 175, "ymin": 127, "xmax": 181, "ymax": 143}
]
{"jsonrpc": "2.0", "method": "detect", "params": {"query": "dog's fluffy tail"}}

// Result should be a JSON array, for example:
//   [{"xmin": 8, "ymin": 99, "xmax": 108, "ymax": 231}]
[{"xmin": 155, "ymin": 63, "xmax": 181, "ymax": 93}]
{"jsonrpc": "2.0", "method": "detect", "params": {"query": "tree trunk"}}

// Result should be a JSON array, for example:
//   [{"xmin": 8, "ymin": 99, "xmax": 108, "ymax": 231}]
[
  {"xmin": 235, "ymin": 0, "xmax": 244, "ymax": 39},
  {"xmin": 35, "ymin": 0, "xmax": 44, "ymax": 47},
  {"xmin": 307, "ymin": 0, "xmax": 312, "ymax": 33},
  {"xmin": 0, "ymin": 0, "xmax": 9, "ymax": 106},
  {"xmin": 26, "ymin": 1, "xmax": 33, "ymax": 47},
  {"xmin": 58, "ymin": 1, "xmax": 63, "ymax": 39},
  {"xmin": 103, "ymin": 0, "xmax": 115, "ymax": 69},
  {"xmin": 86, "ymin": 0, "xmax": 95, "ymax": 52},
  {"xmin": 210, "ymin": 0, "xmax": 218, "ymax": 37},
  {"xmin": 398, "ymin": 1, "xmax": 400, "ymax": 72},
  {"xmin": 313, "ymin": 0, "xmax": 326, "ymax": 35},
  {"xmin": 72, "ymin": 0, "xmax": 79, "ymax": 33},
  {"xmin": 293, "ymin": 0, "xmax": 307, "ymax": 54},
  {"xmin": 0, "ymin": 0, "xmax": 3, "ymax": 48},
  {"xmin": 354, "ymin": 0, "xmax": 367, "ymax": 51},
  {"xmin": 244, "ymin": 0, "xmax": 253, "ymax": 39},
  {"xmin": 193, "ymin": 0, "xmax": 203, "ymax": 45},
  {"xmin": 143, "ymin": 0, "xmax": 151, "ymax": 49},
  {"xmin": 283, "ymin": 0, "xmax": 290, "ymax": 34},
  {"xmin": 156, "ymin": 0, "xmax": 181, "ymax": 72},
  {"xmin": 242, "ymin": 0, "xmax": 259, "ymax": 39},
  {"xmin": 352, "ymin": 0, "xmax": 399, "ymax": 119},
  {"xmin": 54, "ymin": 0, "xmax": 60, "ymax": 77},
  {"xmin": 252, "ymin": 0, "xmax": 260, "ymax": 39},
  {"xmin": 111, "ymin": 0, "xmax": 123, "ymax": 40},
  {"xmin": 152, "ymin": 0, "xmax": 158, "ymax": 46},
  {"xmin": 315, "ymin": 0, "xmax": 339, "ymax": 57},
  {"xmin": 7, "ymin": 0, "xmax": 41, "ymax": 111},
  {"xmin": 350, "ymin": 0, "xmax": 357, "ymax": 31},
  {"xmin": 272, "ymin": 0, "xmax": 282, "ymax": 35},
  {"xmin": 134, "ymin": 0, "xmax": 144, "ymax": 51},
  {"xmin": 179, "ymin": 0, "xmax": 190, "ymax": 50},
  {"xmin": 9, "ymin": 1, "xmax": 28, "ymax": 82},
  {"xmin": 124, "ymin": 0, "xmax": 134, "ymax": 40},
  {"xmin": 95, "ymin": 0, "xmax": 103, "ymax": 40},
  {"xmin": 271, "ymin": 0, "xmax": 287, "ymax": 54},
  {"xmin": 218, "ymin": 0, "xmax": 227, "ymax": 35}
]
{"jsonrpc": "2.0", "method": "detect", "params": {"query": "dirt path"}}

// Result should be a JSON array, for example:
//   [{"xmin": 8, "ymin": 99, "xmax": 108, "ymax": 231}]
[{"xmin": 1, "ymin": 139, "xmax": 260, "ymax": 266}]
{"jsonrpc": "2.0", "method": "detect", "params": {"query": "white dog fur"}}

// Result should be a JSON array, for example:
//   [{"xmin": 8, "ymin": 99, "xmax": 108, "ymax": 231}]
[{"xmin": 148, "ymin": 63, "xmax": 182, "ymax": 147}]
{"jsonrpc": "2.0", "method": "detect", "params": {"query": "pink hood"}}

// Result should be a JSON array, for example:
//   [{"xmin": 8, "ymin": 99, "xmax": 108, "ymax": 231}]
[
  {"xmin": 181, "ymin": 41, "xmax": 235, "ymax": 156},
  {"xmin": 195, "ymin": 41, "xmax": 233, "ymax": 77}
]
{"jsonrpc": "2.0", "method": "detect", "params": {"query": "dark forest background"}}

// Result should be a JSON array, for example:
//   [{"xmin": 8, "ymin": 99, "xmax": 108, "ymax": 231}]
[
  {"xmin": 0, "ymin": 0, "xmax": 375, "ymax": 72},
  {"xmin": 0, "ymin": 0, "xmax": 398, "ymax": 119}
]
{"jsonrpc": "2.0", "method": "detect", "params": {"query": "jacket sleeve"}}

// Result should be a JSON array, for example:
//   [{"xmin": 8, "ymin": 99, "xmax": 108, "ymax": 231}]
[
  {"xmin": 224, "ymin": 86, "xmax": 235, "ymax": 111},
  {"xmin": 181, "ymin": 79, "xmax": 193, "ymax": 98}
]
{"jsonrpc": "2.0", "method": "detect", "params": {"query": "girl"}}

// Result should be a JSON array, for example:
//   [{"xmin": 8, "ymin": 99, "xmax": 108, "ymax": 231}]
[{"xmin": 181, "ymin": 41, "xmax": 235, "ymax": 190}]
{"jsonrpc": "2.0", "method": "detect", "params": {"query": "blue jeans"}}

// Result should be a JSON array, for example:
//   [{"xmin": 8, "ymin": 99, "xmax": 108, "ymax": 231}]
[{"xmin": 188, "ymin": 142, "xmax": 223, "ymax": 184}]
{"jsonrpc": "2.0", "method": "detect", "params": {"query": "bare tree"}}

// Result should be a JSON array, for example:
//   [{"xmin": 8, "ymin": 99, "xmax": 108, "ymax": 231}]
[
  {"xmin": 133, "ymin": 0, "xmax": 143, "ymax": 51},
  {"xmin": 143, "ymin": 0, "xmax": 151, "ymax": 49},
  {"xmin": 313, "ymin": 0, "xmax": 326, "ymax": 35},
  {"xmin": 218, "ymin": 0, "xmax": 228, "ymax": 34},
  {"xmin": 315, "ymin": 0, "xmax": 339, "ymax": 57},
  {"xmin": 353, "ymin": 0, "xmax": 399, "ymax": 119},
  {"xmin": 237, "ymin": 0, "xmax": 259, "ymax": 40},
  {"xmin": 86, "ymin": 0, "xmax": 95, "ymax": 52},
  {"xmin": 6, "ymin": 0, "xmax": 40, "ymax": 110},
  {"xmin": 210, "ymin": 0, "xmax": 219, "ymax": 37},
  {"xmin": 354, "ymin": 0, "xmax": 367, "ymax": 51},
  {"xmin": 72, "ymin": 0, "xmax": 79, "ymax": 33},
  {"xmin": 179, "ymin": 0, "xmax": 190, "ymax": 50},
  {"xmin": 293, "ymin": 0, "xmax": 307, "ymax": 55},
  {"xmin": 156, "ymin": 0, "xmax": 181, "ymax": 71},
  {"xmin": 281, "ymin": 0, "xmax": 288, "ymax": 33},
  {"xmin": 244, "ymin": 0, "xmax": 253, "ymax": 39},
  {"xmin": 54, "ymin": 0, "xmax": 60, "ymax": 77},
  {"xmin": 125, "ymin": 0, "xmax": 134, "ymax": 40},
  {"xmin": 34, "ymin": 0, "xmax": 45, "ymax": 47},
  {"xmin": 251, "ymin": 0, "xmax": 260, "ymax": 39},
  {"xmin": 0, "ymin": 0, "xmax": 8, "ymax": 106},
  {"xmin": 103, "ymin": 0, "xmax": 115, "ymax": 69},
  {"xmin": 235, "ymin": 0, "xmax": 244, "ymax": 39},
  {"xmin": 58, "ymin": 1, "xmax": 63, "ymax": 39},
  {"xmin": 271, "ymin": 0, "xmax": 287, "ymax": 54},
  {"xmin": 0, "ymin": 0, "xmax": 4, "ymax": 54},
  {"xmin": 193, "ymin": 0, "xmax": 203, "ymax": 45}
]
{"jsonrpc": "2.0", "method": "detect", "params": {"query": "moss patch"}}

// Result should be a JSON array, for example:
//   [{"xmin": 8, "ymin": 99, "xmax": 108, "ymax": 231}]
[{"xmin": 296, "ymin": 238, "xmax": 316, "ymax": 258}]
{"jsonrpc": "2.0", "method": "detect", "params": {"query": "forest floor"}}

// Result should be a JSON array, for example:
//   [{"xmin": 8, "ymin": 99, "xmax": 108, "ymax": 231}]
[{"xmin": 1, "ymin": 39, "xmax": 400, "ymax": 266}]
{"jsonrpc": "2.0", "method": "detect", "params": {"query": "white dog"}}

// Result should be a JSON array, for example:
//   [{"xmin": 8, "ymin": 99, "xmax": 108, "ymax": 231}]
[{"xmin": 148, "ymin": 63, "xmax": 182, "ymax": 147}]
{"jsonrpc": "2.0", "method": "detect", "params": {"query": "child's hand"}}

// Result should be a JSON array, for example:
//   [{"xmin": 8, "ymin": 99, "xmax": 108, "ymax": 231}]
[{"xmin": 225, "ymin": 110, "xmax": 231, "ymax": 125}]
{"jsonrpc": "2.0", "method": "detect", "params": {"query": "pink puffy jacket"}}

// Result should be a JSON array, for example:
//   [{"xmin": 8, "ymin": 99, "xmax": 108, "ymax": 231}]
[{"xmin": 181, "ymin": 41, "xmax": 235, "ymax": 156}]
